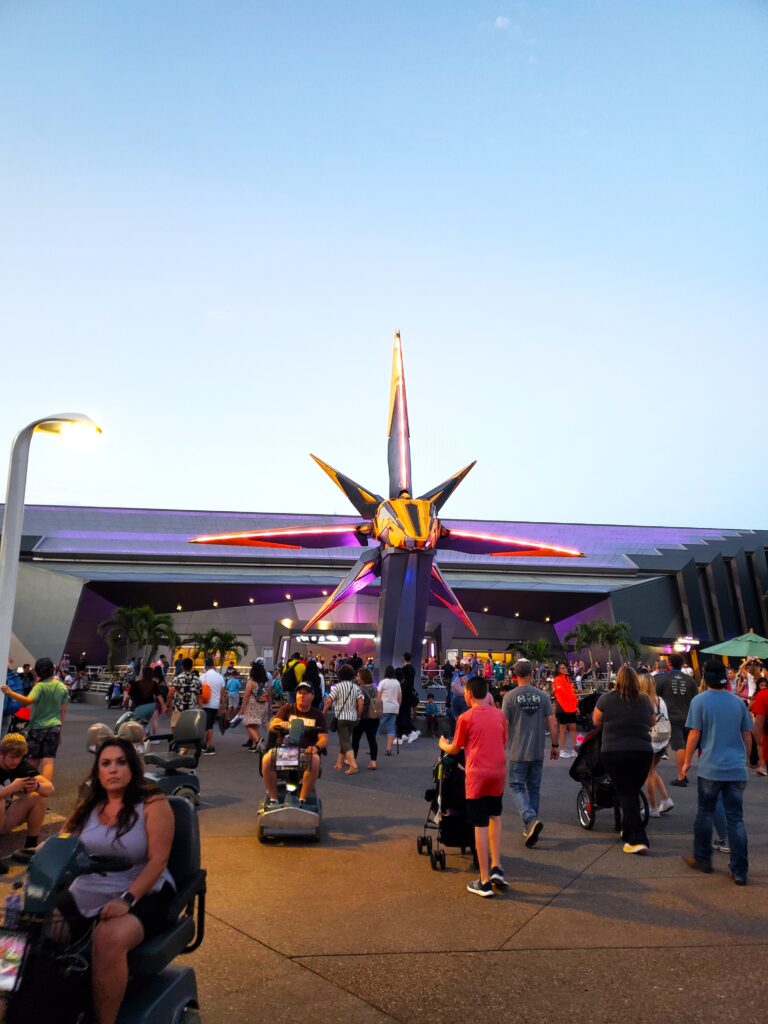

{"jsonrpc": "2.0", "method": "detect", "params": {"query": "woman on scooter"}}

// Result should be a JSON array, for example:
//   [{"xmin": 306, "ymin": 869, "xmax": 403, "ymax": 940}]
[{"xmin": 59, "ymin": 737, "xmax": 175, "ymax": 1024}]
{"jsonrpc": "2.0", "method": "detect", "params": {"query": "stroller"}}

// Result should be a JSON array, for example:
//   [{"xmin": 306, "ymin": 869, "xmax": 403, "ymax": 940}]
[
  {"xmin": 575, "ymin": 691, "xmax": 600, "ymax": 734},
  {"xmin": 569, "ymin": 729, "xmax": 649, "ymax": 831},
  {"xmin": 417, "ymin": 752, "xmax": 476, "ymax": 871}
]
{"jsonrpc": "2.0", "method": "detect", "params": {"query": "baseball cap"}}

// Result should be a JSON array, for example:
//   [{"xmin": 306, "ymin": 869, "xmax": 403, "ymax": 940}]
[{"xmin": 295, "ymin": 681, "xmax": 314, "ymax": 693}]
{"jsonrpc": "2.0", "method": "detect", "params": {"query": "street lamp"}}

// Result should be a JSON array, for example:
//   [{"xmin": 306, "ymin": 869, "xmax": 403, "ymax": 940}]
[{"xmin": 0, "ymin": 413, "xmax": 101, "ymax": 675}]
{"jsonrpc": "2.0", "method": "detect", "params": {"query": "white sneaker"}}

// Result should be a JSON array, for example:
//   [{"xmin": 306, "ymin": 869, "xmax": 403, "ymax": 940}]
[
  {"xmin": 658, "ymin": 798, "xmax": 674, "ymax": 813},
  {"xmin": 408, "ymin": 731, "xmax": 420, "ymax": 742},
  {"xmin": 559, "ymin": 750, "xmax": 570, "ymax": 758},
  {"xmin": 648, "ymin": 807, "xmax": 661, "ymax": 818}
]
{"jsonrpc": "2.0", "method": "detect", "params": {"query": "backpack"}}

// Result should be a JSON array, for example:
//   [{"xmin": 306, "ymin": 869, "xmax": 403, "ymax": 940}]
[
  {"xmin": 200, "ymin": 682, "xmax": 212, "ymax": 705},
  {"xmin": 650, "ymin": 700, "xmax": 672, "ymax": 746},
  {"xmin": 281, "ymin": 664, "xmax": 298, "ymax": 693}
]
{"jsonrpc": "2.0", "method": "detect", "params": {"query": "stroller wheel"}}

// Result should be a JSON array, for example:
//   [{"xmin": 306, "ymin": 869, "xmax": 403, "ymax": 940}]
[
  {"xmin": 416, "ymin": 836, "xmax": 425, "ymax": 855},
  {"xmin": 437, "ymin": 850, "xmax": 446, "ymax": 871},
  {"xmin": 577, "ymin": 788, "xmax": 596, "ymax": 830},
  {"xmin": 429, "ymin": 850, "xmax": 438, "ymax": 871},
  {"xmin": 425, "ymin": 836, "xmax": 433, "ymax": 854},
  {"xmin": 639, "ymin": 790, "xmax": 650, "ymax": 827}
]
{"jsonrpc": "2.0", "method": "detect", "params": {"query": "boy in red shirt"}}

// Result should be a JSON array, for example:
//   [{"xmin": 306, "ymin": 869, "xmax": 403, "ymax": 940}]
[
  {"xmin": 751, "ymin": 686, "xmax": 768, "ymax": 774},
  {"xmin": 439, "ymin": 675, "xmax": 509, "ymax": 897}
]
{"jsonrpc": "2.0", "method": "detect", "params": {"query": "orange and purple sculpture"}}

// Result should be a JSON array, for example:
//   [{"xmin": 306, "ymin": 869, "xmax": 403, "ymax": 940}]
[{"xmin": 191, "ymin": 333, "xmax": 582, "ymax": 678}]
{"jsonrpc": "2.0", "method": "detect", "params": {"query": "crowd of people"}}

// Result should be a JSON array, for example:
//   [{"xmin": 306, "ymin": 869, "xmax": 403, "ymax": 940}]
[{"xmin": 0, "ymin": 639, "xmax": 763, "ymax": 1020}]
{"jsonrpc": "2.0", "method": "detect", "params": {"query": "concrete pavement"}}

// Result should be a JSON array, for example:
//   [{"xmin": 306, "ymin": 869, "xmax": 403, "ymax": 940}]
[{"xmin": 3, "ymin": 704, "xmax": 766, "ymax": 1023}]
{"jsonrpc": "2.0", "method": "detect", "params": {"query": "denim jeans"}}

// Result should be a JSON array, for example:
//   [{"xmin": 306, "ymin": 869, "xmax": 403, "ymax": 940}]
[
  {"xmin": 711, "ymin": 792, "xmax": 727, "ymax": 844},
  {"xmin": 694, "ymin": 778, "xmax": 748, "ymax": 877},
  {"xmin": 508, "ymin": 760, "xmax": 543, "ymax": 827}
]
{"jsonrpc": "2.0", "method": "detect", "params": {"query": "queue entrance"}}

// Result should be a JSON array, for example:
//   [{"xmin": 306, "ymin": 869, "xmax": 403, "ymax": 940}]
[{"xmin": 275, "ymin": 627, "xmax": 441, "ymax": 675}]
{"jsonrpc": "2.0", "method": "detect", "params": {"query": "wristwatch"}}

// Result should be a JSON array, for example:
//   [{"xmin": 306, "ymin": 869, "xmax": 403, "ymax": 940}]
[
  {"xmin": 552, "ymin": 744, "xmax": 560, "ymax": 748},
  {"xmin": 120, "ymin": 891, "xmax": 136, "ymax": 907}
]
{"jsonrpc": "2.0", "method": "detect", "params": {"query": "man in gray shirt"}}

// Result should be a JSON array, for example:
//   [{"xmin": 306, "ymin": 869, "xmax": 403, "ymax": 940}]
[{"xmin": 501, "ymin": 659, "xmax": 559, "ymax": 847}]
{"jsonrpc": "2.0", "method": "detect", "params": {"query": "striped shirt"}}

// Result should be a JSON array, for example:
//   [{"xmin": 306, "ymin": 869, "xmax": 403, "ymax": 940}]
[{"xmin": 330, "ymin": 680, "xmax": 362, "ymax": 721}]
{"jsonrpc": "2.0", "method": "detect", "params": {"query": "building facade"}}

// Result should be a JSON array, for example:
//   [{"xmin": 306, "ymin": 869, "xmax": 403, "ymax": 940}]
[{"xmin": 6, "ymin": 504, "xmax": 768, "ymax": 671}]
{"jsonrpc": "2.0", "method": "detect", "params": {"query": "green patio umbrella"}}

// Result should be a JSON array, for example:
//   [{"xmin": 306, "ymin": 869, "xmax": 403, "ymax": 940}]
[{"xmin": 701, "ymin": 630, "xmax": 768, "ymax": 660}]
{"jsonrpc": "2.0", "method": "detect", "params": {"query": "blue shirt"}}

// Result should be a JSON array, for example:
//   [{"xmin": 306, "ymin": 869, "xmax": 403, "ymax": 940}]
[
  {"xmin": 685, "ymin": 689, "xmax": 752, "ymax": 781},
  {"xmin": 226, "ymin": 677, "xmax": 242, "ymax": 695}
]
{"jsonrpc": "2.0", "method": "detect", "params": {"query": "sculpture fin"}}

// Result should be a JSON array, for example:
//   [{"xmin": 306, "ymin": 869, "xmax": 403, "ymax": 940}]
[
  {"xmin": 418, "ymin": 461, "xmax": 476, "ymax": 512},
  {"xmin": 430, "ymin": 563, "xmax": 478, "ymax": 636},
  {"xmin": 310, "ymin": 454, "xmax": 383, "ymax": 519},
  {"xmin": 386, "ymin": 331, "xmax": 412, "ymax": 499},
  {"xmin": 304, "ymin": 551, "xmax": 382, "ymax": 630}
]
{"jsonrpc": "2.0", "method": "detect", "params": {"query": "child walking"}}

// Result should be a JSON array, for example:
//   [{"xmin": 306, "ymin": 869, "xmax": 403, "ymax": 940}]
[{"xmin": 439, "ymin": 675, "xmax": 509, "ymax": 897}]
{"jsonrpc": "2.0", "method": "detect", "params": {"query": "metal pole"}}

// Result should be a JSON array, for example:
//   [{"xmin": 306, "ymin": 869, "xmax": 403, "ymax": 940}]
[{"xmin": 0, "ymin": 425, "xmax": 34, "ymax": 676}]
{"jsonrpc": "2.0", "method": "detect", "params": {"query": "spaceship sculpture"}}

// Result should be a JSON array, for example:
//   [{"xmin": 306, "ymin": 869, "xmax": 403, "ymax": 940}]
[{"xmin": 191, "ymin": 333, "xmax": 582, "ymax": 679}]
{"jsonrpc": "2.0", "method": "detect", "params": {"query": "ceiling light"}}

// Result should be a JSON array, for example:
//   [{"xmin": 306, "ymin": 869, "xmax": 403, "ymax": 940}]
[
  {"xmin": 544, "ymin": 616, "xmax": 551, "ymax": 622},
  {"xmin": 482, "ymin": 607, "xmax": 489, "ymax": 613},
  {"xmin": 285, "ymin": 593, "xmax": 292, "ymax": 600},
  {"xmin": 176, "ymin": 604, "xmax": 183, "ymax": 612},
  {"xmin": 514, "ymin": 612, "xmax": 520, "ymax": 618},
  {"xmin": 321, "ymin": 590, "xmax": 328, "ymax": 596},
  {"xmin": 213, "ymin": 601, "xmax": 219, "ymax": 608},
  {"xmin": 249, "ymin": 597, "xmax": 254, "ymax": 604}
]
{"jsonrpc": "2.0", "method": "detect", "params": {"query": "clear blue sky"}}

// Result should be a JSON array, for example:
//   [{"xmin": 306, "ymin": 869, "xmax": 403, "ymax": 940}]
[{"xmin": 1, "ymin": 1, "xmax": 766, "ymax": 529}]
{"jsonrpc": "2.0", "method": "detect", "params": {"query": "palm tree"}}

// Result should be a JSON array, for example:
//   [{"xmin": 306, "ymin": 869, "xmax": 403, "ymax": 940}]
[
  {"xmin": 563, "ymin": 620, "xmax": 600, "ymax": 677},
  {"xmin": 99, "ymin": 605, "xmax": 180, "ymax": 669},
  {"xmin": 98, "ymin": 606, "xmax": 142, "ymax": 669},
  {"xmin": 186, "ymin": 629, "xmax": 248, "ymax": 667},
  {"xmin": 603, "ymin": 621, "xmax": 641, "ymax": 671},
  {"xmin": 132, "ymin": 606, "xmax": 180, "ymax": 666},
  {"xmin": 516, "ymin": 638, "xmax": 555, "ymax": 669}
]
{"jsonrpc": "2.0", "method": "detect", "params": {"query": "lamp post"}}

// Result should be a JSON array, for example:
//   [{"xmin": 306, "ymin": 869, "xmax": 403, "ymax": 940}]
[{"xmin": 0, "ymin": 413, "xmax": 101, "ymax": 676}]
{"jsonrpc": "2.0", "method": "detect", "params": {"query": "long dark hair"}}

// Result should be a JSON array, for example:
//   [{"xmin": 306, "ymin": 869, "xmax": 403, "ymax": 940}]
[
  {"xmin": 250, "ymin": 661, "xmax": 268, "ymax": 684},
  {"xmin": 66, "ymin": 737, "xmax": 159, "ymax": 840},
  {"xmin": 302, "ymin": 660, "xmax": 321, "ymax": 686}
]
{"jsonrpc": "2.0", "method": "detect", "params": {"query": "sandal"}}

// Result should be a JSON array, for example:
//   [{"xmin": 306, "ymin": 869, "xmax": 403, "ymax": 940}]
[
  {"xmin": 344, "ymin": 767, "xmax": 359, "ymax": 775},
  {"xmin": 367, "ymin": 764, "xmax": 377, "ymax": 771}
]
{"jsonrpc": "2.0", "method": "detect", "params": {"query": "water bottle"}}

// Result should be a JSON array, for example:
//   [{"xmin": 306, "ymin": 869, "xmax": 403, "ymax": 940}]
[{"xmin": 4, "ymin": 892, "xmax": 21, "ymax": 929}]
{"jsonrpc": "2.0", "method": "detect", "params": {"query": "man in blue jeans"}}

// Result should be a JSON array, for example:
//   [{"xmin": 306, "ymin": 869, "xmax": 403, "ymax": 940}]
[
  {"xmin": 681, "ymin": 658, "xmax": 753, "ymax": 885},
  {"xmin": 501, "ymin": 660, "xmax": 559, "ymax": 847}
]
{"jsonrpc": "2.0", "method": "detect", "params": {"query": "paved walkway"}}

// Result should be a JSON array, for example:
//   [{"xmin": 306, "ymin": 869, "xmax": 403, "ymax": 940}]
[{"xmin": 5, "ymin": 705, "xmax": 766, "ymax": 1023}]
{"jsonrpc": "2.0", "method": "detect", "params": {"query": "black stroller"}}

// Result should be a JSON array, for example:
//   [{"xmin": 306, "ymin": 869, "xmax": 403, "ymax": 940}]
[
  {"xmin": 575, "ymin": 691, "xmax": 600, "ymax": 734},
  {"xmin": 569, "ymin": 729, "xmax": 649, "ymax": 831},
  {"xmin": 416, "ymin": 752, "xmax": 476, "ymax": 871}
]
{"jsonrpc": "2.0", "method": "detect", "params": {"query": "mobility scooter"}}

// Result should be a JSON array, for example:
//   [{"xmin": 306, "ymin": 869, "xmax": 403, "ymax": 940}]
[
  {"xmin": 2, "ymin": 796, "xmax": 206, "ymax": 1024},
  {"xmin": 257, "ymin": 717, "xmax": 323, "ymax": 843}
]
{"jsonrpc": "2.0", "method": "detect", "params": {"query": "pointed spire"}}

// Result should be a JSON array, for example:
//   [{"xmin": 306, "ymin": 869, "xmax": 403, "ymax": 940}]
[
  {"xmin": 418, "ymin": 461, "xmax": 476, "ymax": 513},
  {"xmin": 309, "ymin": 454, "xmax": 383, "ymax": 519},
  {"xmin": 386, "ymin": 330, "xmax": 412, "ymax": 498}
]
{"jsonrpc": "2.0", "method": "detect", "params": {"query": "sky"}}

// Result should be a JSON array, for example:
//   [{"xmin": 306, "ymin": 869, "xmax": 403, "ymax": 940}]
[{"xmin": 0, "ymin": 0, "xmax": 766, "ymax": 531}]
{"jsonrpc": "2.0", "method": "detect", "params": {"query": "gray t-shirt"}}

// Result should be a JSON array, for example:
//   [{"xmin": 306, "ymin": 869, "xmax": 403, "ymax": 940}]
[{"xmin": 502, "ymin": 684, "xmax": 554, "ymax": 762}]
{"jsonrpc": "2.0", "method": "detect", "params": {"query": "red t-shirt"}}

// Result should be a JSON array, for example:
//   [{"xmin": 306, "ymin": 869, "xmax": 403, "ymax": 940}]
[
  {"xmin": 553, "ymin": 675, "xmax": 578, "ymax": 713},
  {"xmin": 452, "ymin": 704, "xmax": 508, "ymax": 799},
  {"xmin": 751, "ymin": 689, "xmax": 768, "ymax": 757},
  {"xmin": 750, "ymin": 689, "xmax": 768, "ymax": 718}
]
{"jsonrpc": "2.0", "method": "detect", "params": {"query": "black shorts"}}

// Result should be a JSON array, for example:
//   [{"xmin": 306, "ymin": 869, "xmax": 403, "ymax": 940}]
[
  {"xmin": 26, "ymin": 727, "xmax": 61, "ymax": 760},
  {"xmin": 670, "ymin": 722, "xmax": 690, "ymax": 752},
  {"xmin": 556, "ymin": 710, "xmax": 577, "ymax": 725},
  {"xmin": 465, "ymin": 794, "xmax": 503, "ymax": 827},
  {"xmin": 59, "ymin": 882, "xmax": 175, "ymax": 942},
  {"xmin": 203, "ymin": 708, "xmax": 218, "ymax": 730}
]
